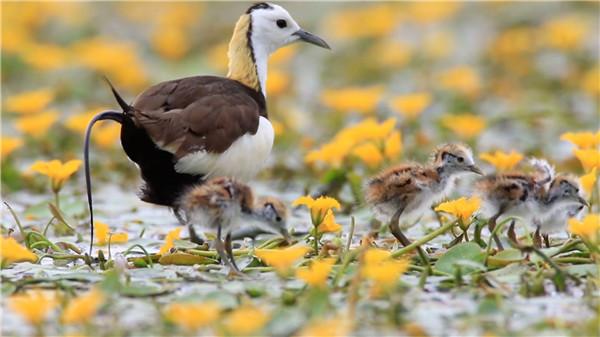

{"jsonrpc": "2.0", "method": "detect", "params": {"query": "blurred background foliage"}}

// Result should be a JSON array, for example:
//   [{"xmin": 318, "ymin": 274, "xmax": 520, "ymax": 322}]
[{"xmin": 1, "ymin": 1, "xmax": 598, "ymax": 194}]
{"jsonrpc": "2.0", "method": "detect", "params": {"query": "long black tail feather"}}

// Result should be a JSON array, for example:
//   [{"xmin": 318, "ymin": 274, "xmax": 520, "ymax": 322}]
[
  {"xmin": 84, "ymin": 111, "xmax": 124, "ymax": 255},
  {"xmin": 103, "ymin": 76, "xmax": 133, "ymax": 113}
]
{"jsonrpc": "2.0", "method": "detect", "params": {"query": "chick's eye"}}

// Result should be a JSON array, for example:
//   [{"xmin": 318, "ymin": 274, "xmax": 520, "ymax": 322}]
[
  {"xmin": 457, "ymin": 157, "xmax": 464, "ymax": 163},
  {"xmin": 275, "ymin": 216, "xmax": 282, "ymax": 222},
  {"xmin": 276, "ymin": 19, "xmax": 287, "ymax": 28}
]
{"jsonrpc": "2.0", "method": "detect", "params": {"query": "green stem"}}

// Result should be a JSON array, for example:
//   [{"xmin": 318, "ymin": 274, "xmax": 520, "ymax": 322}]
[
  {"xmin": 54, "ymin": 191, "xmax": 60, "ymax": 210},
  {"xmin": 483, "ymin": 217, "xmax": 516, "ymax": 264},
  {"xmin": 553, "ymin": 257, "xmax": 593, "ymax": 264},
  {"xmin": 3, "ymin": 202, "xmax": 26, "ymax": 239},
  {"xmin": 346, "ymin": 216, "xmax": 355, "ymax": 252},
  {"xmin": 391, "ymin": 220, "xmax": 456, "ymax": 258}
]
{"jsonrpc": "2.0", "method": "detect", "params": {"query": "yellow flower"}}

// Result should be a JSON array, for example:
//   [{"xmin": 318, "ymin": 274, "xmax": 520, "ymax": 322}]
[
  {"xmin": 8, "ymin": 290, "xmax": 58, "ymax": 325},
  {"xmin": 318, "ymin": 210, "xmax": 342, "ymax": 233},
  {"xmin": 296, "ymin": 317, "xmax": 351, "ymax": 337},
  {"xmin": 206, "ymin": 42, "xmax": 229, "ymax": 72},
  {"xmin": 2, "ymin": 137, "xmax": 23, "ymax": 159},
  {"xmin": 361, "ymin": 249, "xmax": 409, "ymax": 289},
  {"xmin": 15, "ymin": 110, "xmax": 59, "ymax": 136},
  {"xmin": 439, "ymin": 66, "xmax": 481, "ymax": 97},
  {"xmin": 5, "ymin": 88, "xmax": 54, "ymax": 114},
  {"xmin": 407, "ymin": 2, "xmax": 461, "ymax": 24},
  {"xmin": 255, "ymin": 245, "xmax": 311, "ymax": 274},
  {"xmin": 574, "ymin": 149, "xmax": 600, "ymax": 172},
  {"xmin": 159, "ymin": 227, "xmax": 183, "ymax": 254},
  {"xmin": 582, "ymin": 66, "xmax": 600, "ymax": 97},
  {"xmin": 325, "ymin": 4, "xmax": 400, "ymax": 40},
  {"xmin": 151, "ymin": 25, "xmax": 188, "ymax": 60},
  {"xmin": 94, "ymin": 221, "xmax": 129, "ymax": 246},
  {"xmin": 352, "ymin": 142, "xmax": 383, "ymax": 168},
  {"xmin": 390, "ymin": 92, "xmax": 432, "ymax": 119},
  {"xmin": 568, "ymin": 214, "xmax": 599, "ymax": 241},
  {"xmin": 20, "ymin": 43, "xmax": 69, "ymax": 71},
  {"xmin": 72, "ymin": 37, "xmax": 148, "ymax": 91},
  {"xmin": 296, "ymin": 258, "xmax": 336, "ymax": 287},
  {"xmin": 0, "ymin": 236, "xmax": 37, "ymax": 265},
  {"xmin": 267, "ymin": 68, "xmax": 290, "ymax": 96},
  {"xmin": 542, "ymin": 16, "xmax": 587, "ymax": 50},
  {"xmin": 305, "ymin": 118, "xmax": 398, "ymax": 168},
  {"xmin": 61, "ymin": 289, "xmax": 104, "ymax": 325},
  {"xmin": 93, "ymin": 124, "xmax": 121, "ymax": 149},
  {"xmin": 434, "ymin": 197, "xmax": 481, "ymax": 223},
  {"xmin": 424, "ymin": 31, "xmax": 455, "ymax": 60},
  {"xmin": 560, "ymin": 131, "xmax": 600, "ymax": 149},
  {"xmin": 580, "ymin": 168, "xmax": 597, "ymax": 197},
  {"xmin": 384, "ymin": 130, "xmax": 402, "ymax": 160},
  {"xmin": 65, "ymin": 109, "xmax": 103, "ymax": 135},
  {"xmin": 479, "ymin": 150, "xmax": 524, "ymax": 171},
  {"xmin": 369, "ymin": 40, "xmax": 412, "ymax": 69},
  {"xmin": 222, "ymin": 305, "xmax": 270, "ymax": 336},
  {"xmin": 269, "ymin": 45, "xmax": 297, "ymax": 65},
  {"xmin": 293, "ymin": 195, "xmax": 341, "ymax": 225},
  {"xmin": 440, "ymin": 114, "xmax": 486, "ymax": 139},
  {"xmin": 321, "ymin": 86, "xmax": 384, "ymax": 115},
  {"xmin": 30, "ymin": 159, "xmax": 82, "ymax": 193},
  {"xmin": 164, "ymin": 302, "xmax": 220, "ymax": 331}
]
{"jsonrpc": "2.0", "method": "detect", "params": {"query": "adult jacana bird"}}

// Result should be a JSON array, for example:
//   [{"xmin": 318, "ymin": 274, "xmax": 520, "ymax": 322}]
[{"xmin": 84, "ymin": 3, "xmax": 329, "ymax": 253}]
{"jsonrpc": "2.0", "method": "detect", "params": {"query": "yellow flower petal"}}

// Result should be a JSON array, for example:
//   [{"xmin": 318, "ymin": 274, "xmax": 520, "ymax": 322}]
[
  {"xmin": 159, "ymin": 227, "xmax": 183, "ymax": 255},
  {"xmin": 255, "ymin": 246, "xmax": 311, "ymax": 274},
  {"xmin": 15, "ymin": 110, "xmax": 59, "ymax": 136},
  {"xmin": 440, "ymin": 114, "xmax": 486, "ymax": 139},
  {"xmin": 1, "ymin": 137, "xmax": 23, "ymax": 159},
  {"xmin": 479, "ymin": 150, "xmax": 523, "ymax": 171},
  {"xmin": 561, "ymin": 131, "xmax": 600, "ymax": 149},
  {"xmin": 8, "ymin": 290, "xmax": 57, "ymax": 325},
  {"xmin": 390, "ymin": 92, "xmax": 432, "ymax": 119},
  {"xmin": 568, "ymin": 214, "xmax": 600, "ymax": 240},
  {"xmin": 318, "ymin": 210, "xmax": 342, "ymax": 233},
  {"xmin": 580, "ymin": 168, "xmax": 597, "ymax": 197},
  {"xmin": 223, "ymin": 305, "xmax": 270, "ymax": 336},
  {"xmin": 0, "ymin": 236, "xmax": 37, "ymax": 265},
  {"xmin": 434, "ymin": 196, "xmax": 481, "ymax": 222},
  {"xmin": 5, "ymin": 88, "xmax": 54, "ymax": 114},
  {"xmin": 295, "ymin": 258, "xmax": 336, "ymax": 287},
  {"xmin": 61, "ymin": 289, "xmax": 104, "ymax": 325},
  {"xmin": 574, "ymin": 149, "xmax": 600, "ymax": 172},
  {"xmin": 164, "ymin": 301, "xmax": 220, "ymax": 331}
]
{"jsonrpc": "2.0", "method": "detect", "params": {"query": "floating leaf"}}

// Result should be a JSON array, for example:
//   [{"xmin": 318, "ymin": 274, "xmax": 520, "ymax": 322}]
[
  {"xmin": 159, "ymin": 252, "xmax": 214, "ymax": 266},
  {"xmin": 435, "ymin": 242, "xmax": 485, "ymax": 275},
  {"xmin": 487, "ymin": 249, "xmax": 523, "ymax": 268}
]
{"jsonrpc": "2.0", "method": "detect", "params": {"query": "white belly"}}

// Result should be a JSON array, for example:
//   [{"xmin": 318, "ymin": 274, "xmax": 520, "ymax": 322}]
[{"xmin": 174, "ymin": 117, "xmax": 274, "ymax": 180}]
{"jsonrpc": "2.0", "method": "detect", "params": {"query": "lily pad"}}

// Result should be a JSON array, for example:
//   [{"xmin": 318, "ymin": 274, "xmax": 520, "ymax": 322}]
[
  {"xmin": 487, "ymin": 248, "xmax": 523, "ymax": 268},
  {"xmin": 158, "ymin": 252, "xmax": 214, "ymax": 265},
  {"xmin": 435, "ymin": 242, "xmax": 485, "ymax": 275}
]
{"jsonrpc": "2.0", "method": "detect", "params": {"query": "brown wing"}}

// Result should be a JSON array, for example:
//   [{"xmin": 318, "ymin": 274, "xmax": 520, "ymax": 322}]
[
  {"xmin": 366, "ymin": 164, "xmax": 425, "ymax": 206},
  {"xmin": 131, "ymin": 76, "xmax": 266, "ymax": 159}
]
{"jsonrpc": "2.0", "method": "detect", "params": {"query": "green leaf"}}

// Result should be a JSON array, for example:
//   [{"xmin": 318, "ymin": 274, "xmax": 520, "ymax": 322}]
[
  {"xmin": 435, "ymin": 242, "xmax": 485, "ymax": 275},
  {"xmin": 158, "ymin": 252, "xmax": 214, "ymax": 265},
  {"xmin": 487, "ymin": 248, "xmax": 523, "ymax": 268},
  {"xmin": 121, "ymin": 283, "xmax": 172, "ymax": 297}
]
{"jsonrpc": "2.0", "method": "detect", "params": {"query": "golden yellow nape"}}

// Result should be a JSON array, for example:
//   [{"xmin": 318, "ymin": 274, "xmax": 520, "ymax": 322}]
[{"xmin": 227, "ymin": 14, "xmax": 260, "ymax": 92}]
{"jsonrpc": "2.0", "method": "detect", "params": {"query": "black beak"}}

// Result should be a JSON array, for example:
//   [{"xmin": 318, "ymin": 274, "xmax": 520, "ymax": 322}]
[
  {"xmin": 293, "ymin": 29, "xmax": 330, "ymax": 49},
  {"xmin": 468, "ymin": 165, "xmax": 483, "ymax": 175}
]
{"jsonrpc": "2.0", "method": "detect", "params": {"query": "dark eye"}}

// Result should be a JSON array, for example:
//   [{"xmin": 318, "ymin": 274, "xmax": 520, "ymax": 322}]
[
  {"xmin": 275, "ymin": 216, "xmax": 282, "ymax": 222},
  {"xmin": 276, "ymin": 19, "xmax": 287, "ymax": 28},
  {"xmin": 457, "ymin": 157, "xmax": 464, "ymax": 163}
]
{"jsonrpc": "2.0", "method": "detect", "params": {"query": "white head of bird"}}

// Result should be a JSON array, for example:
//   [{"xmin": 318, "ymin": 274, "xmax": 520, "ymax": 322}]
[
  {"xmin": 432, "ymin": 143, "xmax": 482, "ymax": 177},
  {"xmin": 228, "ymin": 3, "xmax": 330, "ymax": 96}
]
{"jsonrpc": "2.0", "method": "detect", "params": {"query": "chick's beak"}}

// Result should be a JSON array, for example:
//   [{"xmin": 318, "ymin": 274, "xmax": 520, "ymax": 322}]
[
  {"xmin": 293, "ymin": 29, "xmax": 330, "ymax": 49},
  {"xmin": 577, "ymin": 195, "xmax": 590, "ymax": 208},
  {"xmin": 468, "ymin": 165, "xmax": 483, "ymax": 175}
]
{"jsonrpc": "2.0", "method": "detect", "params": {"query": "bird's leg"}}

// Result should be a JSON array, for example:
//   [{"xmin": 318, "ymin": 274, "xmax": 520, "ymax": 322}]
[
  {"xmin": 388, "ymin": 207, "xmax": 411, "ymax": 246},
  {"xmin": 188, "ymin": 225, "xmax": 205, "ymax": 246},
  {"xmin": 224, "ymin": 232, "xmax": 241, "ymax": 272},
  {"xmin": 507, "ymin": 220, "xmax": 518, "ymax": 244},
  {"xmin": 488, "ymin": 211, "xmax": 505, "ymax": 250},
  {"xmin": 389, "ymin": 207, "xmax": 430, "ymax": 267},
  {"xmin": 543, "ymin": 234, "xmax": 550, "ymax": 248},
  {"xmin": 214, "ymin": 224, "xmax": 239, "ymax": 274},
  {"xmin": 533, "ymin": 226, "xmax": 542, "ymax": 248}
]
